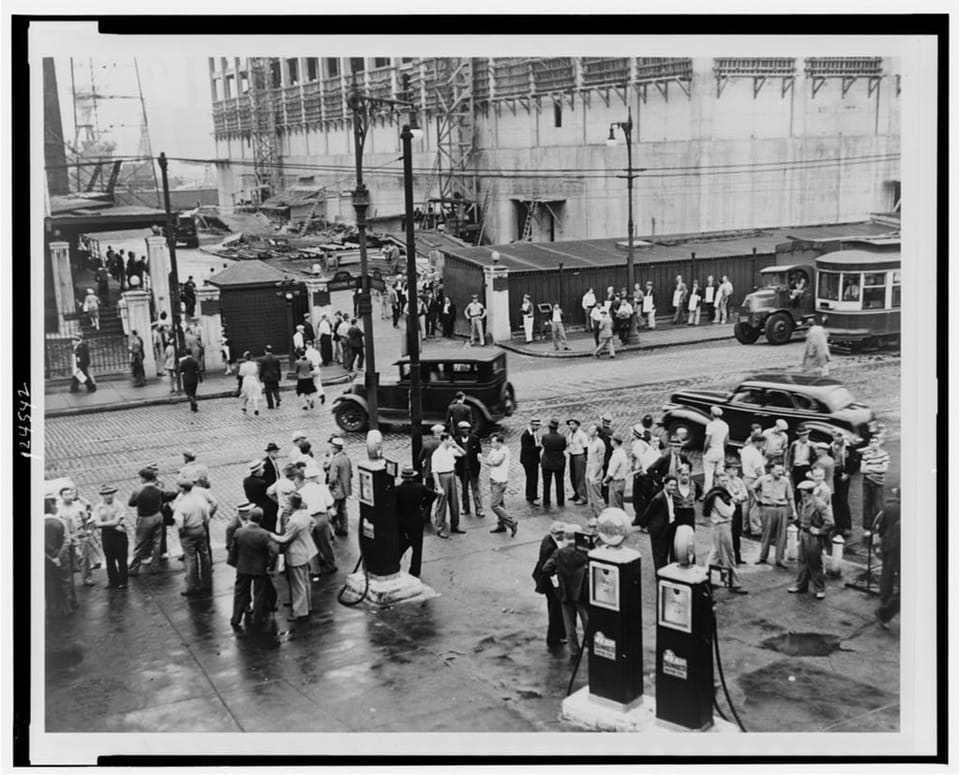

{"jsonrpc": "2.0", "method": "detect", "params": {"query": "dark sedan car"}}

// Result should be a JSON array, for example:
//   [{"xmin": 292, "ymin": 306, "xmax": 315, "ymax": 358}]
[
  {"xmin": 332, "ymin": 346, "xmax": 516, "ymax": 434},
  {"xmin": 660, "ymin": 373, "xmax": 877, "ymax": 449}
]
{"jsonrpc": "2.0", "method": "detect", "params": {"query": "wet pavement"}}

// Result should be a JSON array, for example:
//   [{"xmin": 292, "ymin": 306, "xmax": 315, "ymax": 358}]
[{"xmin": 42, "ymin": 344, "xmax": 901, "ymax": 735}]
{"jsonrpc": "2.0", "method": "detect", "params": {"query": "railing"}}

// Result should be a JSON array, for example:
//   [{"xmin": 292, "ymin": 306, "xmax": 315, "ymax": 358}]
[
  {"xmin": 322, "ymin": 76, "xmax": 344, "ymax": 120},
  {"xmin": 46, "ymin": 314, "xmax": 132, "ymax": 379},
  {"xmin": 581, "ymin": 57, "xmax": 630, "ymax": 87},
  {"xmin": 713, "ymin": 58, "xmax": 795, "ymax": 78},
  {"xmin": 493, "ymin": 58, "xmax": 531, "ymax": 98},
  {"xmin": 212, "ymin": 100, "xmax": 227, "ymax": 136},
  {"xmin": 804, "ymin": 57, "xmax": 883, "ymax": 78},
  {"xmin": 532, "ymin": 58, "xmax": 575, "ymax": 94},
  {"xmin": 303, "ymin": 80, "xmax": 322, "ymax": 124},
  {"xmin": 637, "ymin": 57, "xmax": 694, "ymax": 82}
]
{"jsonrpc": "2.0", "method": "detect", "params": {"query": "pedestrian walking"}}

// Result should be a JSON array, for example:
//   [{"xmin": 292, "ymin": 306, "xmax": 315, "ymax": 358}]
[
  {"xmin": 540, "ymin": 418, "xmax": 568, "ymax": 508},
  {"xmin": 228, "ymin": 507, "xmax": 279, "ymax": 630},
  {"xmin": 859, "ymin": 434, "xmax": 889, "ymax": 533},
  {"xmin": 715, "ymin": 275, "xmax": 734, "ymax": 324},
  {"xmin": 92, "ymin": 484, "xmax": 129, "ymax": 589},
  {"xmin": 162, "ymin": 339, "xmax": 179, "ymax": 394},
  {"xmin": 258, "ymin": 345, "xmax": 283, "ymax": 409},
  {"xmin": 802, "ymin": 314, "xmax": 831, "ymax": 376},
  {"xmin": 237, "ymin": 351, "xmax": 262, "ymax": 416},
  {"xmin": 593, "ymin": 308, "xmax": 615, "ymax": 358},
  {"xmin": 327, "ymin": 437, "xmax": 353, "ymax": 537},
  {"xmin": 703, "ymin": 472, "xmax": 748, "ymax": 593},
  {"xmin": 787, "ymin": 480, "xmax": 834, "ymax": 599},
  {"xmin": 874, "ymin": 487, "xmax": 900, "ymax": 627},
  {"xmin": 541, "ymin": 525, "xmax": 590, "ymax": 660},
  {"xmin": 69, "ymin": 335, "xmax": 97, "ymax": 393},
  {"xmin": 83, "ymin": 288, "xmax": 101, "ymax": 331},
  {"xmin": 550, "ymin": 303, "xmax": 571, "ymax": 350},
  {"xmin": 395, "ymin": 466, "xmax": 438, "ymax": 577},
  {"xmin": 521, "ymin": 294, "xmax": 535, "ymax": 343},
  {"xmin": 532, "ymin": 522, "xmax": 568, "ymax": 647},
  {"xmin": 178, "ymin": 349, "xmax": 200, "ymax": 412},
  {"xmin": 432, "ymin": 433, "xmax": 465, "ymax": 538},
  {"xmin": 171, "ymin": 474, "xmax": 213, "ymax": 596},
  {"xmin": 671, "ymin": 275, "xmax": 688, "ymax": 325},
  {"xmin": 752, "ymin": 463, "xmax": 797, "ymax": 568},
  {"xmin": 486, "ymin": 435, "xmax": 516, "ymax": 536},
  {"xmin": 566, "ymin": 419, "xmax": 589, "ymax": 505},
  {"xmin": 702, "ymin": 405, "xmax": 729, "ymax": 492},
  {"xmin": 454, "ymin": 421, "xmax": 484, "ymax": 517},
  {"xmin": 270, "ymin": 492, "xmax": 317, "ymax": 622},
  {"xmin": 465, "ymin": 294, "xmax": 487, "ymax": 346},
  {"xmin": 293, "ymin": 349, "xmax": 318, "ymax": 410}
]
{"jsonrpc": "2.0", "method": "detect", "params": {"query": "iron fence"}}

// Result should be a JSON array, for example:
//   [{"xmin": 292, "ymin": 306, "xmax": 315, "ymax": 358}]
[{"xmin": 45, "ymin": 313, "xmax": 132, "ymax": 379}]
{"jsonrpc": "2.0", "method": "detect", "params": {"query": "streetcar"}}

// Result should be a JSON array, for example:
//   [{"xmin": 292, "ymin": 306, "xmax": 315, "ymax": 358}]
[{"xmin": 814, "ymin": 246, "xmax": 901, "ymax": 350}]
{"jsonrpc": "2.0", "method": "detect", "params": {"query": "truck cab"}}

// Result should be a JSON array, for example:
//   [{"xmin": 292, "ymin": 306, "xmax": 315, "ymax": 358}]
[{"xmin": 734, "ymin": 263, "xmax": 816, "ymax": 345}]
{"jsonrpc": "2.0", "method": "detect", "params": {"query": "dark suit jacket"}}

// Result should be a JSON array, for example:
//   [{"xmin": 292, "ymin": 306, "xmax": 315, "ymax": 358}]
[
  {"xmin": 447, "ymin": 402, "xmax": 473, "ymax": 432},
  {"xmin": 258, "ymin": 353, "xmax": 282, "ymax": 383},
  {"xmin": 229, "ymin": 524, "xmax": 278, "ymax": 575},
  {"xmin": 599, "ymin": 427, "xmax": 613, "ymax": 469},
  {"xmin": 640, "ymin": 490, "xmax": 674, "ymax": 539},
  {"xmin": 647, "ymin": 450, "xmax": 690, "ymax": 481},
  {"xmin": 453, "ymin": 433, "xmax": 482, "ymax": 476},
  {"xmin": 302, "ymin": 322, "xmax": 315, "ymax": 342},
  {"xmin": 540, "ymin": 430, "xmax": 568, "ymax": 471},
  {"xmin": 532, "ymin": 534, "xmax": 561, "ymax": 594},
  {"xmin": 542, "ymin": 545, "xmax": 589, "ymax": 605},
  {"xmin": 520, "ymin": 429, "xmax": 542, "ymax": 467},
  {"xmin": 243, "ymin": 475, "xmax": 270, "ymax": 509},
  {"xmin": 75, "ymin": 342, "xmax": 91, "ymax": 370},
  {"xmin": 261, "ymin": 456, "xmax": 282, "ymax": 487},
  {"xmin": 395, "ymin": 480, "xmax": 437, "ymax": 523}
]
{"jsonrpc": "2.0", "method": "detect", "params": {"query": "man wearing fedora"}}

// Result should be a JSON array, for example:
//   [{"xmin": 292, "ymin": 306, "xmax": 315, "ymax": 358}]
[
  {"xmin": 541, "ymin": 419, "xmax": 568, "ymax": 508},
  {"xmin": 454, "ymin": 420, "xmax": 484, "ymax": 517},
  {"xmin": 327, "ymin": 437, "xmax": 353, "ymax": 537},
  {"xmin": 228, "ymin": 507, "xmax": 279, "ymax": 631},
  {"xmin": 243, "ymin": 458, "xmax": 278, "ymax": 533},
  {"xmin": 171, "ymin": 474, "xmax": 214, "ymax": 597},
  {"xmin": 261, "ymin": 442, "xmax": 283, "ymax": 489},
  {"xmin": 520, "ymin": 418, "xmax": 543, "ymax": 506},
  {"xmin": 395, "ymin": 466, "xmax": 438, "ymax": 577},
  {"xmin": 69, "ymin": 334, "xmax": 97, "ymax": 393},
  {"xmin": 92, "ymin": 484, "xmax": 128, "ymax": 589}
]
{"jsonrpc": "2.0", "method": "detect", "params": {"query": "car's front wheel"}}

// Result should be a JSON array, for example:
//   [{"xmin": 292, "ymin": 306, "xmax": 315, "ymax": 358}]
[
  {"xmin": 734, "ymin": 322, "xmax": 761, "ymax": 344},
  {"xmin": 334, "ymin": 402, "xmax": 369, "ymax": 433},
  {"xmin": 667, "ymin": 419, "xmax": 702, "ymax": 448},
  {"xmin": 501, "ymin": 383, "xmax": 516, "ymax": 416}
]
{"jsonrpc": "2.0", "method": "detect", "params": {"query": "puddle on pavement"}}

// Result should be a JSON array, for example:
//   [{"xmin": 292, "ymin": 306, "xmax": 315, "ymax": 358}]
[{"xmin": 761, "ymin": 632, "xmax": 844, "ymax": 657}]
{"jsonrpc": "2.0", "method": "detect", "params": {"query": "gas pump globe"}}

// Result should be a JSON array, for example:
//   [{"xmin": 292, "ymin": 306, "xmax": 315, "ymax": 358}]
[{"xmin": 595, "ymin": 507, "xmax": 630, "ymax": 547}]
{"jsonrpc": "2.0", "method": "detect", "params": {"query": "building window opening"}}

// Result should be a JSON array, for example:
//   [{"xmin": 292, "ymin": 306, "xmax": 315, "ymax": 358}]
[
  {"xmin": 239, "ymin": 72, "xmax": 249, "ymax": 93},
  {"xmin": 326, "ymin": 58, "xmax": 340, "ymax": 78},
  {"xmin": 818, "ymin": 270, "xmax": 841, "ymax": 301},
  {"xmin": 287, "ymin": 58, "xmax": 300, "ymax": 85},
  {"xmin": 270, "ymin": 59, "xmax": 282, "ymax": 89},
  {"xmin": 373, "ymin": 57, "xmax": 391, "ymax": 68},
  {"xmin": 891, "ymin": 269, "xmax": 901, "ymax": 308},
  {"xmin": 224, "ymin": 74, "xmax": 234, "ymax": 99},
  {"xmin": 306, "ymin": 58, "xmax": 319, "ymax": 82},
  {"xmin": 554, "ymin": 101, "xmax": 562, "ymax": 127},
  {"xmin": 350, "ymin": 58, "xmax": 366, "ymax": 74}
]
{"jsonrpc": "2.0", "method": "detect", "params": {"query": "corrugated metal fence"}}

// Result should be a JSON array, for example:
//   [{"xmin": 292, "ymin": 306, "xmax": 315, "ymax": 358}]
[{"xmin": 441, "ymin": 253, "xmax": 486, "ymax": 337}]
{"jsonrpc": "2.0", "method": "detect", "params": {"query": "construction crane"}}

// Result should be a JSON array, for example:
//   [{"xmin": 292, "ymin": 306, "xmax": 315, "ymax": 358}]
[{"xmin": 247, "ymin": 57, "xmax": 281, "ymax": 205}]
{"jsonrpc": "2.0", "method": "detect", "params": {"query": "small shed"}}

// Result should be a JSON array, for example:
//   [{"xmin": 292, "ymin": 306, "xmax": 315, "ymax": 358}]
[{"xmin": 206, "ymin": 260, "xmax": 309, "ymax": 358}]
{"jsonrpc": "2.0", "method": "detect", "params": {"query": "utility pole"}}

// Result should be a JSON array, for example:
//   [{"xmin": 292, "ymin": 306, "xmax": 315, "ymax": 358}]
[
  {"xmin": 401, "ymin": 121, "xmax": 423, "ymax": 469},
  {"xmin": 608, "ymin": 107, "xmax": 639, "ymax": 343},
  {"xmin": 158, "ymin": 152, "xmax": 184, "ymax": 356}
]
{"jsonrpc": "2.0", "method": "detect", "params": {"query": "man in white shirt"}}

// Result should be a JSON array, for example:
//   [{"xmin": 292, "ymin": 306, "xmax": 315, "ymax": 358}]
[
  {"xmin": 303, "ymin": 341, "xmax": 325, "ymax": 400},
  {"xmin": 550, "ymin": 303, "xmax": 571, "ymax": 351},
  {"xmin": 739, "ymin": 432, "xmax": 767, "ymax": 536},
  {"xmin": 585, "ymin": 424, "xmax": 607, "ymax": 518},
  {"xmin": 762, "ymin": 419, "xmax": 790, "ymax": 466},
  {"xmin": 297, "ymin": 462, "xmax": 337, "ymax": 576},
  {"xmin": 603, "ymin": 435, "xmax": 630, "ymax": 509},
  {"xmin": 289, "ymin": 431, "xmax": 311, "ymax": 467},
  {"xmin": 715, "ymin": 275, "xmax": 734, "ymax": 324},
  {"xmin": 702, "ymin": 406, "xmax": 730, "ymax": 492},
  {"xmin": 486, "ymin": 435, "xmax": 516, "ymax": 536},
  {"xmin": 335, "ymin": 316, "xmax": 351, "ymax": 366},
  {"xmin": 292, "ymin": 324, "xmax": 305, "ymax": 353},
  {"xmin": 431, "ymin": 433, "xmax": 465, "ymax": 538},
  {"xmin": 172, "ymin": 475, "xmax": 213, "ymax": 597},
  {"xmin": 640, "ymin": 281, "xmax": 656, "ymax": 329},
  {"xmin": 464, "ymin": 294, "xmax": 487, "ymax": 346},
  {"xmin": 521, "ymin": 294, "xmax": 535, "ymax": 344},
  {"xmin": 581, "ymin": 288, "xmax": 597, "ymax": 333},
  {"xmin": 566, "ymin": 419, "xmax": 589, "ymax": 505}
]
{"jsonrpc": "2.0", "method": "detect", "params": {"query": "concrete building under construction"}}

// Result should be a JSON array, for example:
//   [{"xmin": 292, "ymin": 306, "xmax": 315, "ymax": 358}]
[{"xmin": 209, "ymin": 56, "xmax": 901, "ymax": 246}]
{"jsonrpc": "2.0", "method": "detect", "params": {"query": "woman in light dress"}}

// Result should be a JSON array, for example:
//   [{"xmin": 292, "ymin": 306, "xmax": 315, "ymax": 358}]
[{"xmin": 237, "ymin": 351, "xmax": 262, "ymax": 416}]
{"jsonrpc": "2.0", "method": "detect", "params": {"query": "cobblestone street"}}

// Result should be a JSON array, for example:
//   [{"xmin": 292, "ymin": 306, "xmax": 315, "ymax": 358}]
[{"xmin": 41, "ymin": 340, "xmax": 902, "ymax": 738}]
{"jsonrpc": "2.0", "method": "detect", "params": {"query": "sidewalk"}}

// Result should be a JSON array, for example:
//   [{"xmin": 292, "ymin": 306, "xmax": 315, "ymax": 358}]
[
  {"xmin": 44, "ymin": 362, "xmax": 352, "ymax": 418},
  {"xmin": 498, "ymin": 316, "xmax": 734, "ymax": 358}
]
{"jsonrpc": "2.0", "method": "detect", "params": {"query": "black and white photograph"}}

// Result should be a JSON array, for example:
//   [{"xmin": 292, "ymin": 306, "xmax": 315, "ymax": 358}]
[{"xmin": 9, "ymin": 7, "xmax": 950, "ymax": 768}]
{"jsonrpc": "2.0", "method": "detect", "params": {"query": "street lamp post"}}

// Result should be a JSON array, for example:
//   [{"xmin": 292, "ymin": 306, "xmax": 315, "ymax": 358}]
[
  {"xmin": 607, "ymin": 108, "xmax": 639, "ymax": 343},
  {"xmin": 348, "ymin": 90, "xmax": 380, "ymax": 430},
  {"xmin": 158, "ymin": 152, "xmax": 184, "ymax": 356},
  {"xmin": 401, "ymin": 119, "xmax": 425, "ymax": 471}
]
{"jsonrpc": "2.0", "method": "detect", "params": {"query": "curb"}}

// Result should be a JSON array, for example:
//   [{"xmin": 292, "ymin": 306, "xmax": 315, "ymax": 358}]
[
  {"xmin": 45, "ymin": 374, "xmax": 354, "ymax": 419},
  {"xmin": 497, "ymin": 331, "xmax": 734, "ymax": 359}
]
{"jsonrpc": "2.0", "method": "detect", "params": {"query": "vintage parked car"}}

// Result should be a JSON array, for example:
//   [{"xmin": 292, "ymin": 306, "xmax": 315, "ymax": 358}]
[
  {"xmin": 332, "ymin": 347, "xmax": 517, "ymax": 434},
  {"xmin": 660, "ymin": 373, "xmax": 877, "ymax": 449}
]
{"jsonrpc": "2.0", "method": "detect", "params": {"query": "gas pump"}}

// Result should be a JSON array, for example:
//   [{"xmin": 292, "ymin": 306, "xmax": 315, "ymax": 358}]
[
  {"xmin": 355, "ymin": 430, "xmax": 399, "ymax": 577},
  {"xmin": 655, "ymin": 525, "xmax": 714, "ymax": 730},
  {"xmin": 579, "ymin": 508, "xmax": 645, "ymax": 710}
]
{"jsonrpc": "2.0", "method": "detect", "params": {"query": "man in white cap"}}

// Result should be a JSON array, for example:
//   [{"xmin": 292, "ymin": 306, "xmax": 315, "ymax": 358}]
[
  {"xmin": 629, "ymin": 422, "xmax": 659, "ymax": 522},
  {"xmin": 292, "ymin": 324, "xmax": 306, "ymax": 353},
  {"xmin": 762, "ymin": 419, "xmax": 790, "ymax": 467},
  {"xmin": 171, "ymin": 474, "xmax": 213, "ymax": 597},
  {"xmin": 298, "ymin": 461, "xmax": 337, "ymax": 577},
  {"xmin": 289, "ymin": 431, "xmax": 310, "ymax": 466},
  {"xmin": 702, "ymin": 405, "xmax": 729, "ymax": 492},
  {"xmin": 326, "ymin": 437, "xmax": 353, "ymax": 537},
  {"xmin": 787, "ymin": 479, "xmax": 834, "ymax": 599},
  {"xmin": 420, "ymin": 424, "xmax": 445, "ymax": 495}
]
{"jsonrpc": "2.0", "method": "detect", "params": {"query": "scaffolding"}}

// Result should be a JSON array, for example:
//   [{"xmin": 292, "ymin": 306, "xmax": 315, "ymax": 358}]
[{"xmin": 248, "ymin": 57, "xmax": 281, "ymax": 204}]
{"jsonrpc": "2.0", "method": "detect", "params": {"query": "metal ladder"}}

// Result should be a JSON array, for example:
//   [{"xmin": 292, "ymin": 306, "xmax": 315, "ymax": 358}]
[{"xmin": 520, "ymin": 201, "xmax": 536, "ymax": 242}]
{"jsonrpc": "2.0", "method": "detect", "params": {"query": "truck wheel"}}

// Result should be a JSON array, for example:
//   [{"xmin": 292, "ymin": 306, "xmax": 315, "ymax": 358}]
[
  {"xmin": 334, "ymin": 403, "xmax": 368, "ymax": 433},
  {"xmin": 501, "ymin": 383, "xmax": 516, "ymax": 416},
  {"xmin": 734, "ymin": 322, "xmax": 761, "ymax": 344},
  {"xmin": 764, "ymin": 312, "xmax": 794, "ymax": 345}
]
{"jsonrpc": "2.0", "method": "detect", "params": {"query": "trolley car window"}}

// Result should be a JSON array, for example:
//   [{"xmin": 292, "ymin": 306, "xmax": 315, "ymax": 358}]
[
  {"xmin": 819, "ymin": 271, "xmax": 841, "ymax": 301},
  {"xmin": 862, "ymin": 272, "xmax": 887, "ymax": 309},
  {"xmin": 842, "ymin": 276, "xmax": 861, "ymax": 302},
  {"xmin": 891, "ymin": 270, "xmax": 901, "ymax": 308}
]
